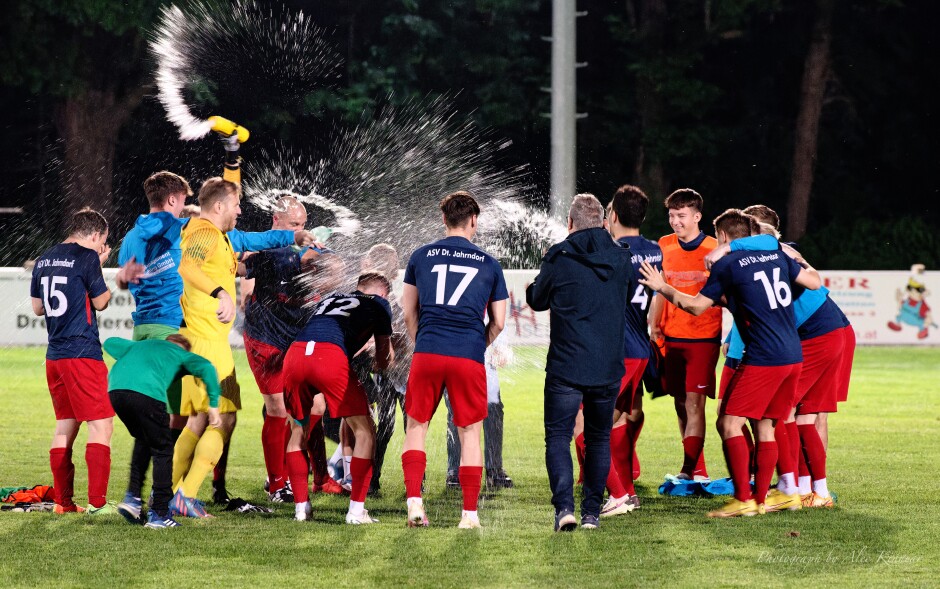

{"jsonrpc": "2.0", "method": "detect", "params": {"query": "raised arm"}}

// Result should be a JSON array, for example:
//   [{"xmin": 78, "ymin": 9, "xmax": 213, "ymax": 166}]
[{"xmin": 638, "ymin": 261, "xmax": 716, "ymax": 316}]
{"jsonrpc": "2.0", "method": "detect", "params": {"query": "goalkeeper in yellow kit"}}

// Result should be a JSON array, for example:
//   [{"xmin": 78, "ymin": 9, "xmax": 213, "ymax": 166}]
[{"xmin": 170, "ymin": 135, "xmax": 314, "ymax": 517}]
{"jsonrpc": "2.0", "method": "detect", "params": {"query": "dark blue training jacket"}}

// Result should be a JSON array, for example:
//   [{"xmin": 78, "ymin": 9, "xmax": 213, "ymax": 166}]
[{"xmin": 526, "ymin": 227, "xmax": 634, "ymax": 387}]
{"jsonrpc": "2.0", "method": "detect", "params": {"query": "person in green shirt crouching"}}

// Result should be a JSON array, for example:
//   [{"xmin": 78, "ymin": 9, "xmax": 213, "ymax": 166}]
[{"xmin": 105, "ymin": 335, "xmax": 221, "ymax": 528}]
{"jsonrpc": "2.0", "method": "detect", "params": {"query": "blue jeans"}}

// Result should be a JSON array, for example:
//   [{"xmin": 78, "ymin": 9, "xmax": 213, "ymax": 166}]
[{"xmin": 543, "ymin": 374, "xmax": 618, "ymax": 518}]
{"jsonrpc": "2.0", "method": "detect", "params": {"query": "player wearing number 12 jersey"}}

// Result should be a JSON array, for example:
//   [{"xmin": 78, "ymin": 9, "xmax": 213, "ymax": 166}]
[
  {"xmin": 400, "ymin": 191, "xmax": 508, "ymax": 530},
  {"xmin": 283, "ymin": 271, "xmax": 394, "ymax": 524},
  {"xmin": 639, "ymin": 209, "xmax": 822, "ymax": 518}
]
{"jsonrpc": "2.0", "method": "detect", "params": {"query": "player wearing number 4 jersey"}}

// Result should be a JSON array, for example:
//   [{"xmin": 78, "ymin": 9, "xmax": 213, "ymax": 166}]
[
  {"xmin": 639, "ymin": 209, "xmax": 822, "ymax": 518},
  {"xmin": 400, "ymin": 191, "xmax": 508, "ymax": 530},
  {"xmin": 597, "ymin": 185, "xmax": 661, "ymax": 517}
]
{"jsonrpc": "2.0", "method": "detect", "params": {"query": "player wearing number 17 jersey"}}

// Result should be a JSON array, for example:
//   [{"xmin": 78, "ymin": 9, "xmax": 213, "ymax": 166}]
[
  {"xmin": 639, "ymin": 209, "xmax": 822, "ymax": 518},
  {"xmin": 400, "ymin": 191, "xmax": 508, "ymax": 530}
]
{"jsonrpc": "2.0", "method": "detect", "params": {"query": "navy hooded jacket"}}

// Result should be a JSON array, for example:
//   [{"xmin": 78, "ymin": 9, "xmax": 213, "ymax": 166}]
[{"xmin": 526, "ymin": 227, "xmax": 635, "ymax": 387}]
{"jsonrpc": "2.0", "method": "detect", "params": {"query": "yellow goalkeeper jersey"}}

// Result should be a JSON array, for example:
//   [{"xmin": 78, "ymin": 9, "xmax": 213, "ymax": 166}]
[{"xmin": 179, "ymin": 218, "xmax": 238, "ymax": 340}]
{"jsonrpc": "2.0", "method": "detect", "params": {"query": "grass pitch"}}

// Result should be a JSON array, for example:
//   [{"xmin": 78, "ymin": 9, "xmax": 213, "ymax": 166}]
[{"xmin": 0, "ymin": 345, "xmax": 937, "ymax": 588}]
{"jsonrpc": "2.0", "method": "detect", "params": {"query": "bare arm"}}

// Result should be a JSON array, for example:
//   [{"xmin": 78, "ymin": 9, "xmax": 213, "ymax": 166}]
[
  {"xmin": 400, "ymin": 283, "xmax": 419, "ymax": 344},
  {"xmin": 31, "ymin": 297, "xmax": 44, "ymax": 316},
  {"xmin": 91, "ymin": 290, "xmax": 112, "ymax": 311},
  {"xmin": 648, "ymin": 292, "xmax": 664, "ymax": 341},
  {"xmin": 485, "ymin": 298, "xmax": 507, "ymax": 347},
  {"xmin": 638, "ymin": 261, "xmax": 715, "ymax": 317},
  {"xmin": 373, "ymin": 335, "xmax": 394, "ymax": 371},
  {"xmin": 794, "ymin": 267, "xmax": 822, "ymax": 290}
]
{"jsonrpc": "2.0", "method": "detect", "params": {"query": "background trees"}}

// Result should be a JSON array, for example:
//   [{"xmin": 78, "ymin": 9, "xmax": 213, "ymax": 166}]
[{"xmin": 0, "ymin": 0, "xmax": 936, "ymax": 268}]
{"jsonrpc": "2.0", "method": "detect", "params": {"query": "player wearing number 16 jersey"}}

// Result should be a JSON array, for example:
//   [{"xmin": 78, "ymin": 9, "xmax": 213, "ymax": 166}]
[
  {"xmin": 639, "ymin": 209, "xmax": 822, "ymax": 518},
  {"xmin": 400, "ymin": 191, "xmax": 508, "ymax": 530}
]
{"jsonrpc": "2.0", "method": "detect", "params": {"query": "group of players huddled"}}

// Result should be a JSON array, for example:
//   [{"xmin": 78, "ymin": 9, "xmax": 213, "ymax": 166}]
[{"xmin": 28, "ymin": 134, "xmax": 852, "ymax": 529}]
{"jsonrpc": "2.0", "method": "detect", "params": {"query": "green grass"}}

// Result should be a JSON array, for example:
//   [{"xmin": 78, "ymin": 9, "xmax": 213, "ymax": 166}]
[{"xmin": 0, "ymin": 346, "xmax": 937, "ymax": 588}]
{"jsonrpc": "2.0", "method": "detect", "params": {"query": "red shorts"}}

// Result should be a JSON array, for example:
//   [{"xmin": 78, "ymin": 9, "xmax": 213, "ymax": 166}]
[
  {"xmin": 46, "ymin": 358, "xmax": 113, "ymax": 422},
  {"xmin": 720, "ymin": 363, "xmax": 802, "ymax": 421},
  {"xmin": 664, "ymin": 341, "xmax": 719, "ymax": 398},
  {"xmin": 718, "ymin": 363, "xmax": 738, "ymax": 400},
  {"xmin": 406, "ymin": 353, "xmax": 486, "ymax": 428},
  {"xmin": 796, "ymin": 329, "xmax": 844, "ymax": 414},
  {"xmin": 836, "ymin": 326, "xmax": 856, "ymax": 402},
  {"xmin": 244, "ymin": 334, "xmax": 286, "ymax": 395},
  {"xmin": 615, "ymin": 358, "xmax": 648, "ymax": 413},
  {"xmin": 282, "ymin": 342, "xmax": 369, "ymax": 420}
]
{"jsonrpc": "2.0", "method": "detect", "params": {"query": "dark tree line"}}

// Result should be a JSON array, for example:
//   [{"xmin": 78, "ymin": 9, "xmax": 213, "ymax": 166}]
[{"xmin": 0, "ymin": 0, "xmax": 937, "ymax": 269}]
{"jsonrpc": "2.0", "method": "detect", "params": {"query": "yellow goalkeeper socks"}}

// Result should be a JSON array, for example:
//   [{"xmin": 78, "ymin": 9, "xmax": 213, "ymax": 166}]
[
  {"xmin": 172, "ymin": 427, "xmax": 200, "ymax": 490},
  {"xmin": 180, "ymin": 426, "xmax": 224, "ymax": 498}
]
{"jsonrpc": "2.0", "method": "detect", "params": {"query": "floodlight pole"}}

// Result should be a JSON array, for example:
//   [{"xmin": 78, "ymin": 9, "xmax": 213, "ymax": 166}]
[{"xmin": 549, "ymin": 0, "xmax": 585, "ymax": 221}]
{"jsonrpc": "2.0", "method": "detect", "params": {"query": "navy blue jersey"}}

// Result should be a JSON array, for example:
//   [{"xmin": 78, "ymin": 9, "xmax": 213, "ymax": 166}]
[
  {"xmin": 619, "ymin": 235, "xmax": 662, "ymax": 359},
  {"xmin": 798, "ymin": 296, "xmax": 849, "ymax": 340},
  {"xmin": 295, "ymin": 291, "xmax": 393, "ymax": 360},
  {"xmin": 30, "ymin": 243, "xmax": 108, "ymax": 360},
  {"xmin": 404, "ymin": 236, "xmax": 508, "ymax": 363},
  {"xmin": 243, "ymin": 247, "xmax": 315, "ymax": 350},
  {"xmin": 700, "ymin": 250, "xmax": 804, "ymax": 366}
]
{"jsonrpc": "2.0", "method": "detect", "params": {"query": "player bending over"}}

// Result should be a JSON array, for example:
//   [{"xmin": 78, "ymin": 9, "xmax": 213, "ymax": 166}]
[{"xmin": 283, "ymin": 270, "xmax": 394, "ymax": 524}]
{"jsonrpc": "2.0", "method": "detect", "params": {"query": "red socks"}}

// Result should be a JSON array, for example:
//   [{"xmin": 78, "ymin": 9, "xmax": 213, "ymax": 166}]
[
  {"xmin": 85, "ymin": 443, "xmax": 110, "ymax": 508},
  {"xmin": 723, "ymin": 436, "xmax": 752, "ymax": 502},
  {"xmin": 458, "ymin": 466, "xmax": 483, "ymax": 511},
  {"xmin": 574, "ymin": 433, "xmax": 585, "ymax": 484},
  {"xmin": 798, "ymin": 423, "xmax": 827, "ymax": 481},
  {"xmin": 402, "ymin": 450, "xmax": 426, "ymax": 499},
  {"xmin": 287, "ymin": 450, "xmax": 310, "ymax": 504},
  {"xmin": 262, "ymin": 415, "xmax": 289, "ymax": 492},
  {"xmin": 350, "ymin": 457, "xmax": 373, "ymax": 503},
  {"xmin": 682, "ymin": 436, "xmax": 705, "ymax": 476},
  {"xmin": 49, "ymin": 447, "xmax": 75, "ymax": 507},
  {"xmin": 609, "ymin": 425, "xmax": 634, "ymax": 495},
  {"xmin": 774, "ymin": 422, "xmax": 796, "ymax": 479},
  {"xmin": 798, "ymin": 443, "xmax": 810, "ymax": 478},
  {"xmin": 754, "ymin": 441, "xmax": 778, "ymax": 504}
]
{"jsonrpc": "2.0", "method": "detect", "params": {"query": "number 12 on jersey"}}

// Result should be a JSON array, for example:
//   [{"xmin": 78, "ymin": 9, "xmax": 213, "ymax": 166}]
[{"xmin": 431, "ymin": 264, "xmax": 478, "ymax": 305}]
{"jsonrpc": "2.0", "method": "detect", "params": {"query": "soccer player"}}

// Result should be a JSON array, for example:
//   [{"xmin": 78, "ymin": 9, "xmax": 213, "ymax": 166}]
[
  {"xmin": 170, "ymin": 177, "xmax": 250, "ymax": 516},
  {"xmin": 706, "ymin": 211, "xmax": 850, "ymax": 510},
  {"xmin": 357, "ymin": 243, "xmax": 412, "ymax": 497},
  {"xmin": 30, "ymin": 208, "xmax": 135, "ymax": 515},
  {"xmin": 599, "ymin": 184, "xmax": 662, "ymax": 516},
  {"xmin": 240, "ymin": 195, "xmax": 321, "ymax": 503},
  {"xmin": 400, "ymin": 191, "xmax": 508, "ymax": 529},
  {"xmin": 106, "ymin": 335, "xmax": 221, "ymax": 528},
  {"xmin": 639, "ymin": 209, "xmax": 822, "ymax": 517},
  {"xmin": 282, "ymin": 271, "xmax": 394, "ymax": 524},
  {"xmin": 648, "ymin": 189, "xmax": 722, "ymax": 482}
]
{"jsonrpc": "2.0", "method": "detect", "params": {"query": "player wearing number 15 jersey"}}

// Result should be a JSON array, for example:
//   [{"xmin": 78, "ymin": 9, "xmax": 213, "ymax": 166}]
[
  {"xmin": 30, "ymin": 209, "xmax": 115, "ymax": 515},
  {"xmin": 400, "ymin": 191, "xmax": 508, "ymax": 530},
  {"xmin": 639, "ymin": 209, "xmax": 822, "ymax": 518}
]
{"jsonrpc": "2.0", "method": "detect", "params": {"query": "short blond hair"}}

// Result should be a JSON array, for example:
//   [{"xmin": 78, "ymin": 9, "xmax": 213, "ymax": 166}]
[{"xmin": 198, "ymin": 177, "xmax": 240, "ymax": 209}]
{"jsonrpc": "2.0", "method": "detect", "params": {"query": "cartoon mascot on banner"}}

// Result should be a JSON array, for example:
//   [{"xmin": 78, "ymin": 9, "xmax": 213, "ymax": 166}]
[{"xmin": 888, "ymin": 264, "xmax": 935, "ymax": 339}]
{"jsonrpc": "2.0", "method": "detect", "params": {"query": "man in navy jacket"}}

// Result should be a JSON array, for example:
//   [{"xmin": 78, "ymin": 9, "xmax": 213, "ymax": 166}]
[{"xmin": 526, "ymin": 193, "xmax": 634, "ymax": 531}]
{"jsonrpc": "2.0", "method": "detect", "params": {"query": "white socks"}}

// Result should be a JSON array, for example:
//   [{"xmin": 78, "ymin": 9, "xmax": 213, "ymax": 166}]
[
  {"xmin": 813, "ymin": 478, "xmax": 830, "ymax": 498},
  {"xmin": 777, "ymin": 473, "xmax": 798, "ymax": 496}
]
